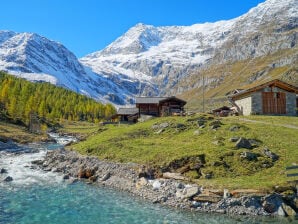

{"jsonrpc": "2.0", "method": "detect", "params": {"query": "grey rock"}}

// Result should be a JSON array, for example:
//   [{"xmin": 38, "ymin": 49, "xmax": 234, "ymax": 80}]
[
  {"xmin": 262, "ymin": 194, "xmax": 283, "ymax": 213},
  {"xmin": 152, "ymin": 180, "xmax": 161, "ymax": 190},
  {"xmin": 175, "ymin": 123, "xmax": 186, "ymax": 131},
  {"xmin": 248, "ymin": 139, "xmax": 260, "ymax": 148},
  {"xmin": 197, "ymin": 119, "xmax": 205, "ymax": 127},
  {"xmin": 31, "ymin": 160, "xmax": 44, "ymax": 165},
  {"xmin": 63, "ymin": 174, "xmax": 70, "ymax": 180},
  {"xmin": 175, "ymin": 182, "xmax": 184, "ymax": 189},
  {"xmin": 277, "ymin": 206, "xmax": 286, "ymax": 216},
  {"xmin": 235, "ymin": 137, "xmax": 252, "ymax": 149},
  {"xmin": 176, "ymin": 186, "xmax": 199, "ymax": 199},
  {"xmin": 4, "ymin": 176, "xmax": 13, "ymax": 182},
  {"xmin": 242, "ymin": 196, "xmax": 262, "ymax": 208},
  {"xmin": 210, "ymin": 124, "xmax": 220, "ymax": 130},
  {"xmin": 240, "ymin": 151, "xmax": 258, "ymax": 161},
  {"xmin": 101, "ymin": 172, "xmax": 111, "ymax": 181},
  {"xmin": 282, "ymin": 203, "xmax": 296, "ymax": 216},
  {"xmin": 229, "ymin": 125, "xmax": 240, "ymax": 132},
  {"xmin": 159, "ymin": 122, "xmax": 169, "ymax": 129},
  {"xmin": 262, "ymin": 147, "xmax": 279, "ymax": 161},
  {"xmin": 0, "ymin": 168, "xmax": 7, "ymax": 174},
  {"xmin": 151, "ymin": 124, "xmax": 160, "ymax": 130}
]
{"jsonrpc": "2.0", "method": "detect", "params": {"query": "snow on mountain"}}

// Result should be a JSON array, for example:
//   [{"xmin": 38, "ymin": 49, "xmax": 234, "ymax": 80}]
[
  {"xmin": 0, "ymin": 31, "xmax": 156, "ymax": 105},
  {"xmin": 81, "ymin": 0, "xmax": 297, "ymax": 96},
  {"xmin": 0, "ymin": 0, "xmax": 296, "ymax": 106}
]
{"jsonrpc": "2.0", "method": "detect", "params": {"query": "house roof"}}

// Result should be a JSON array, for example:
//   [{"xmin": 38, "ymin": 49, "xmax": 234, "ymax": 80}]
[
  {"xmin": 225, "ymin": 89, "xmax": 245, "ymax": 96},
  {"xmin": 117, "ymin": 108, "xmax": 139, "ymax": 115},
  {"xmin": 159, "ymin": 96, "xmax": 187, "ymax": 105},
  {"xmin": 135, "ymin": 96, "xmax": 186, "ymax": 105},
  {"xmin": 230, "ymin": 79, "xmax": 298, "ymax": 100},
  {"xmin": 135, "ymin": 97, "xmax": 167, "ymax": 104}
]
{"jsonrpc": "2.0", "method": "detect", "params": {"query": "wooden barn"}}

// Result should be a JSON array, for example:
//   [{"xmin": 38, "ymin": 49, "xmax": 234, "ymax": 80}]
[
  {"xmin": 136, "ymin": 96, "xmax": 186, "ymax": 117},
  {"xmin": 229, "ymin": 79, "xmax": 298, "ymax": 116},
  {"xmin": 113, "ymin": 108, "xmax": 139, "ymax": 122}
]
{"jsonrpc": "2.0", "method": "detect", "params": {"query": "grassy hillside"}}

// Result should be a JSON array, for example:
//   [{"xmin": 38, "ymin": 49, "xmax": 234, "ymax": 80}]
[
  {"xmin": 178, "ymin": 48, "xmax": 298, "ymax": 112},
  {"xmin": 0, "ymin": 121, "xmax": 48, "ymax": 143},
  {"xmin": 67, "ymin": 115, "xmax": 298, "ymax": 190}
]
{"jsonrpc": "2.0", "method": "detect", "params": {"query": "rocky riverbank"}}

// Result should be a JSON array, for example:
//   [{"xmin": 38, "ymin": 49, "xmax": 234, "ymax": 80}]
[{"xmin": 37, "ymin": 149, "xmax": 298, "ymax": 218}]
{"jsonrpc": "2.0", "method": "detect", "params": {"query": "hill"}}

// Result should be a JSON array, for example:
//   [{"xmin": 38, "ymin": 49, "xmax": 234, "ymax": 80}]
[{"xmin": 66, "ymin": 115, "xmax": 298, "ymax": 190}]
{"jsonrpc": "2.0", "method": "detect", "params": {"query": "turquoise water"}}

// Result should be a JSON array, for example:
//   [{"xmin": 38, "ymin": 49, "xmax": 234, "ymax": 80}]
[
  {"xmin": 0, "ymin": 182, "xmax": 286, "ymax": 224},
  {"xmin": 0, "ymin": 141, "xmax": 294, "ymax": 224}
]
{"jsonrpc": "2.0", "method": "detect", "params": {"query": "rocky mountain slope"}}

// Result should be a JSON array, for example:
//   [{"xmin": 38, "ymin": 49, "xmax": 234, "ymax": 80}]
[
  {"xmin": 0, "ymin": 31, "xmax": 155, "ymax": 105},
  {"xmin": 81, "ymin": 0, "xmax": 297, "ymax": 107},
  {"xmin": 0, "ymin": 0, "xmax": 297, "ymax": 107}
]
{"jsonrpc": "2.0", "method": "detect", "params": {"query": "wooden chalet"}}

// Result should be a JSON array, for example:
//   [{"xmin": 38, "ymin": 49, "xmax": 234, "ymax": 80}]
[
  {"xmin": 136, "ymin": 96, "xmax": 186, "ymax": 117},
  {"xmin": 229, "ymin": 79, "xmax": 298, "ymax": 116},
  {"xmin": 212, "ymin": 106, "xmax": 232, "ymax": 117},
  {"xmin": 113, "ymin": 108, "xmax": 139, "ymax": 122}
]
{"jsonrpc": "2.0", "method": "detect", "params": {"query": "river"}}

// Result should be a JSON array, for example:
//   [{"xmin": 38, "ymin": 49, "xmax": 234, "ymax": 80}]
[{"xmin": 0, "ymin": 135, "xmax": 292, "ymax": 224}]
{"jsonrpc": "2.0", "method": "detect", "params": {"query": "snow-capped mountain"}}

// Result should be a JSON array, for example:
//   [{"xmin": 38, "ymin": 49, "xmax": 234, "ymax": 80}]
[
  {"xmin": 0, "ymin": 31, "xmax": 156, "ymax": 105},
  {"xmin": 0, "ymin": 0, "xmax": 297, "ymax": 106},
  {"xmin": 81, "ymin": 0, "xmax": 297, "ymax": 96}
]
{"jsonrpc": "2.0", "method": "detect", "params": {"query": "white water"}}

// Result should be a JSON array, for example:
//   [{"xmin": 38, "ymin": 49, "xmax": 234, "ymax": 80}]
[
  {"xmin": 48, "ymin": 133, "xmax": 77, "ymax": 145},
  {"xmin": 0, "ymin": 133, "xmax": 77, "ymax": 188}
]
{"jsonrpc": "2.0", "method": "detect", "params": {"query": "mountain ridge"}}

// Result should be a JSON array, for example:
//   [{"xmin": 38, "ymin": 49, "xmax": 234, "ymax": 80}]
[{"xmin": 0, "ymin": 0, "xmax": 297, "ymax": 108}]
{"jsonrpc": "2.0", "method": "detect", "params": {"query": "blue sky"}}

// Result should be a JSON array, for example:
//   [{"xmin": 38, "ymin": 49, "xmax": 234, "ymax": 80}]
[{"xmin": 1, "ymin": 0, "xmax": 266, "ymax": 57}]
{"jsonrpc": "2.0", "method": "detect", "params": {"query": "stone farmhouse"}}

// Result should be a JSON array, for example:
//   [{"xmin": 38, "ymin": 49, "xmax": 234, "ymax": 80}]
[{"xmin": 229, "ymin": 79, "xmax": 298, "ymax": 116}]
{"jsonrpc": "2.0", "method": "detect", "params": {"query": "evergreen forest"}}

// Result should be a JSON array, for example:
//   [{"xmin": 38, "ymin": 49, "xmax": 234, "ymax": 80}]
[{"xmin": 0, "ymin": 72, "xmax": 116, "ymax": 126}]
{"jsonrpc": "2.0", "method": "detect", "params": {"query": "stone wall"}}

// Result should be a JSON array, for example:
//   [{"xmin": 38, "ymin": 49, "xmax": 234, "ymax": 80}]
[
  {"xmin": 235, "ymin": 96, "xmax": 252, "ymax": 115},
  {"xmin": 235, "ymin": 88, "xmax": 297, "ymax": 116}
]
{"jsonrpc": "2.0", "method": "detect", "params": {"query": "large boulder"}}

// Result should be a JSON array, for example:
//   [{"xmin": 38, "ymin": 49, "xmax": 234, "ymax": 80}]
[
  {"xmin": 152, "ymin": 180, "xmax": 161, "ymax": 190},
  {"xmin": 282, "ymin": 203, "xmax": 297, "ymax": 216},
  {"xmin": 0, "ymin": 168, "xmax": 7, "ymax": 174},
  {"xmin": 176, "ymin": 186, "xmax": 199, "ymax": 199},
  {"xmin": 235, "ymin": 137, "xmax": 252, "ymax": 149},
  {"xmin": 4, "ymin": 176, "xmax": 13, "ymax": 182},
  {"xmin": 262, "ymin": 194, "xmax": 283, "ymax": 214}
]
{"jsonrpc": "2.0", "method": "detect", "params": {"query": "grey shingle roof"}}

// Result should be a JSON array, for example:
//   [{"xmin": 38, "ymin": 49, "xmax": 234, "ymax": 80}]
[
  {"xmin": 135, "ymin": 97, "xmax": 167, "ymax": 104},
  {"xmin": 117, "ymin": 108, "xmax": 139, "ymax": 115}
]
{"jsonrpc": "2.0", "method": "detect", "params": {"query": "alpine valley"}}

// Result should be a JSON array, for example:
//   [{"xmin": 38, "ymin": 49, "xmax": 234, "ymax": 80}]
[{"xmin": 0, "ymin": 0, "xmax": 297, "ymax": 108}]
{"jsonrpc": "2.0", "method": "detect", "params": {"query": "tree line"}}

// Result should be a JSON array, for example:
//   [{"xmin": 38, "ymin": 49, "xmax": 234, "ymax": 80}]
[{"xmin": 0, "ymin": 71, "xmax": 116, "ymax": 125}]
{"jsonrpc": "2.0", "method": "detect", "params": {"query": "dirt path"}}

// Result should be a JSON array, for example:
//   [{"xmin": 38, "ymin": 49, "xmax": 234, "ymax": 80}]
[{"xmin": 238, "ymin": 118, "xmax": 298, "ymax": 130}]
